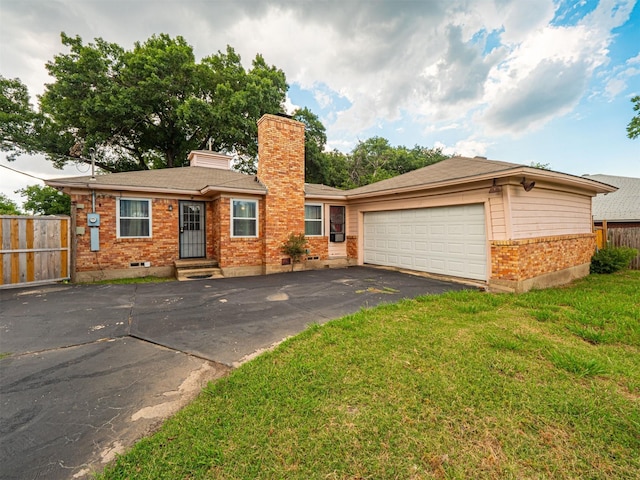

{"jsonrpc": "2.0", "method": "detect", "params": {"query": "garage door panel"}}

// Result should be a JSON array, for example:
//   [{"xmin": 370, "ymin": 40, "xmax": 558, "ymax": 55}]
[
  {"xmin": 430, "ymin": 259, "xmax": 446, "ymax": 272},
  {"xmin": 468, "ymin": 224, "xmax": 485, "ymax": 235},
  {"xmin": 448, "ymin": 243, "xmax": 464, "ymax": 254},
  {"xmin": 430, "ymin": 224, "xmax": 445, "ymax": 235},
  {"xmin": 414, "ymin": 241, "xmax": 427, "ymax": 252},
  {"xmin": 430, "ymin": 242, "xmax": 445, "ymax": 253},
  {"xmin": 399, "ymin": 256, "xmax": 414, "ymax": 267},
  {"xmin": 364, "ymin": 205, "xmax": 487, "ymax": 281},
  {"xmin": 415, "ymin": 257, "xmax": 428, "ymax": 268},
  {"xmin": 447, "ymin": 261, "xmax": 465, "ymax": 274},
  {"xmin": 467, "ymin": 244, "xmax": 486, "ymax": 256}
]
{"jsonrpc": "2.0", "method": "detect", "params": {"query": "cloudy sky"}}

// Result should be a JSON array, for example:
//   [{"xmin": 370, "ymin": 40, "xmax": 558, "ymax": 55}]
[{"xmin": 1, "ymin": 0, "xmax": 639, "ymax": 204}]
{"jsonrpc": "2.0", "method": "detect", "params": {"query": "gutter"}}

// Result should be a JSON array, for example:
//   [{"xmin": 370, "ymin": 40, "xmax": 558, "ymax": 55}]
[{"xmin": 45, "ymin": 181, "xmax": 266, "ymax": 197}]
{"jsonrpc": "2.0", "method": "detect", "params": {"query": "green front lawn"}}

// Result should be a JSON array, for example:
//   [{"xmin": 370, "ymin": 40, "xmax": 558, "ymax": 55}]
[{"xmin": 99, "ymin": 271, "xmax": 640, "ymax": 479}]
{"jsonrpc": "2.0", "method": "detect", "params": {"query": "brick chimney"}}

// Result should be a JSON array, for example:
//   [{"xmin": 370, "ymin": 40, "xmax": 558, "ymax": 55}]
[{"xmin": 257, "ymin": 114, "xmax": 306, "ymax": 273}]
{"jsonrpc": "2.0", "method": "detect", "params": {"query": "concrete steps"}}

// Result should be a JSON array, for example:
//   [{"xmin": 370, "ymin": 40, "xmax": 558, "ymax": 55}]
[{"xmin": 174, "ymin": 259, "xmax": 224, "ymax": 281}]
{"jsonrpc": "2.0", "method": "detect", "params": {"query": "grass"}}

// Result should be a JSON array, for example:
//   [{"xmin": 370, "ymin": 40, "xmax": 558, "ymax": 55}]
[{"xmin": 98, "ymin": 271, "xmax": 640, "ymax": 479}]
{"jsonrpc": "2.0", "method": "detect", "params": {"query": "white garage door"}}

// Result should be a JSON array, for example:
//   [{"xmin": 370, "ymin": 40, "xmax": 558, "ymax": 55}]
[{"xmin": 363, "ymin": 204, "xmax": 487, "ymax": 281}]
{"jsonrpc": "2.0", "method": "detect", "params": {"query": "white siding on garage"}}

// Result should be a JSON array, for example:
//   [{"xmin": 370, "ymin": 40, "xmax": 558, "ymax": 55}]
[
  {"xmin": 363, "ymin": 204, "xmax": 487, "ymax": 281},
  {"xmin": 509, "ymin": 188, "xmax": 592, "ymax": 239}
]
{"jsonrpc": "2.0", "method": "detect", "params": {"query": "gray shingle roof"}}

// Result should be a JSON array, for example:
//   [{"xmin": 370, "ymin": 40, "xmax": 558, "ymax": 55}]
[
  {"xmin": 345, "ymin": 156, "xmax": 521, "ymax": 196},
  {"xmin": 304, "ymin": 183, "xmax": 347, "ymax": 197},
  {"xmin": 584, "ymin": 174, "xmax": 640, "ymax": 222},
  {"xmin": 46, "ymin": 166, "xmax": 267, "ymax": 194}
]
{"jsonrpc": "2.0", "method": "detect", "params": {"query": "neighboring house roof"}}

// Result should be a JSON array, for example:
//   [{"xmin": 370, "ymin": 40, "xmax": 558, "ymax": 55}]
[
  {"xmin": 46, "ymin": 166, "xmax": 267, "ymax": 196},
  {"xmin": 345, "ymin": 156, "xmax": 615, "ymax": 198},
  {"xmin": 584, "ymin": 174, "xmax": 640, "ymax": 222}
]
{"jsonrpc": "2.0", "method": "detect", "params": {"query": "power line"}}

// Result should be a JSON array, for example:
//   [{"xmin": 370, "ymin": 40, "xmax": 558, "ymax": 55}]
[{"xmin": 0, "ymin": 163, "xmax": 46, "ymax": 181}]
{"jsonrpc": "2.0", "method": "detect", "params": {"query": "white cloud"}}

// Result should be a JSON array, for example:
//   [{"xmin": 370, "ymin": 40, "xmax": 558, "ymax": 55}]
[
  {"xmin": 0, "ymin": 0, "xmax": 637, "ymax": 185},
  {"xmin": 434, "ymin": 139, "xmax": 490, "ymax": 157},
  {"xmin": 602, "ymin": 53, "xmax": 640, "ymax": 99},
  {"xmin": 478, "ymin": 0, "xmax": 635, "ymax": 135}
]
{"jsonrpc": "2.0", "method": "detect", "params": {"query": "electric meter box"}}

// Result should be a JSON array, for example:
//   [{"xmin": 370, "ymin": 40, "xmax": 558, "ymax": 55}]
[{"xmin": 87, "ymin": 213, "xmax": 100, "ymax": 226}]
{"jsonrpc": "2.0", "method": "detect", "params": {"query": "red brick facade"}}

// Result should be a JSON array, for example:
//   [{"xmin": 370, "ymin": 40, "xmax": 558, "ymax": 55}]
[
  {"xmin": 347, "ymin": 235, "xmax": 358, "ymax": 260},
  {"xmin": 67, "ymin": 115, "xmax": 310, "ymax": 280},
  {"xmin": 217, "ymin": 196, "xmax": 265, "ymax": 270},
  {"xmin": 70, "ymin": 193, "xmax": 180, "ymax": 278},
  {"xmin": 305, "ymin": 236, "xmax": 329, "ymax": 260},
  {"xmin": 490, "ymin": 233, "xmax": 596, "ymax": 290}
]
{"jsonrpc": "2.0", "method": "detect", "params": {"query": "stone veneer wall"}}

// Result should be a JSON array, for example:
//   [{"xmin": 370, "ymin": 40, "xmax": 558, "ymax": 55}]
[
  {"xmin": 257, "ymin": 115, "xmax": 306, "ymax": 274},
  {"xmin": 490, "ymin": 233, "xmax": 596, "ymax": 292}
]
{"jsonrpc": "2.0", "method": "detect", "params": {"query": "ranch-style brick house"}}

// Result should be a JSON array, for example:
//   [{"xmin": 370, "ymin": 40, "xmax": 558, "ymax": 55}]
[{"xmin": 46, "ymin": 114, "xmax": 616, "ymax": 292}]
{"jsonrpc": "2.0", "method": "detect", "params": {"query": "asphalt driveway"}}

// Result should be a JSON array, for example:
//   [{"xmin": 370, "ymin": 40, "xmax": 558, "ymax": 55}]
[{"xmin": 0, "ymin": 267, "xmax": 470, "ymax": 479}]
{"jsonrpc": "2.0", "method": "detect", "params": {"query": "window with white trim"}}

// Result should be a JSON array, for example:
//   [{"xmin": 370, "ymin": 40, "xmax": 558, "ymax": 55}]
[
  {"xmin": 231, "ymin": 199, "xmax": 258, "ymax": 237},
  {"xmin": 117, "ymin": 198, "xmax": 151, "ymax": 238},
  {"xmin": 305, "ymin": 204, "xmax": 323, "ymax": 236}
]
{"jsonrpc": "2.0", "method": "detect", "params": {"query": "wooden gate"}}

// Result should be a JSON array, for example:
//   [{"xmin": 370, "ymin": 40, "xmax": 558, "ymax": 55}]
[{"xmin": 0, "ymin": 215, "xmax": 70, "ymax": 288}]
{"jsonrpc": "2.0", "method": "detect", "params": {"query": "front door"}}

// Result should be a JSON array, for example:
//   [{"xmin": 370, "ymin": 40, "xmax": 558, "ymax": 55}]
[
  {"xmin": 328, "ymin": 205, "xmax": 347, "ymax": 258},
  {"xmin": 179, "ymin": 201, "xmax": 205, "ymax": 258}
]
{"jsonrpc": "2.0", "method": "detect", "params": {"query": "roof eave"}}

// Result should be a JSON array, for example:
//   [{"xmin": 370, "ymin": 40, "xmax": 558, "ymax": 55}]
[
  {"xmin": 45, "ymin": 180, "xmax": 266, "ymax": 197},
  {"xmin": 304, "ymin": 193, "xmax": 349, "ymax": 201},
  {"xmin": 200, "ymin": 185, "xmax": 266, "ymax": 196}
]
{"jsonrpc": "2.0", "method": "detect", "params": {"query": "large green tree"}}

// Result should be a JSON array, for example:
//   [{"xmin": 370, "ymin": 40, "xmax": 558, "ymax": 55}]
[
  {"xmin": 292, "ymin": 107, "xmax": 329, "ymax": 184},
  {"xmin": 628, "ymin": 95, "xmax": 640, "ymax": 140},
  {"xmin": 17, "ymin": 185, "xmax": 71, "ymax": 215},
  {"xmin": 0, "ymin": 193, "xmax": 22, "ymax": 215},
  {"xmin": 343, "ymin": 137, "xmax": 447, "ymax": 188},
  {"xmin": 0, "ymin": 76, "xmax": 38, "ymax": 160},
  {"xmin": 290, "ymin": 108, "xmax": 447, "ymax": 189},
  {"xmin": 4, "ymin": 33, "xmax": 287, "ymax": 172}
]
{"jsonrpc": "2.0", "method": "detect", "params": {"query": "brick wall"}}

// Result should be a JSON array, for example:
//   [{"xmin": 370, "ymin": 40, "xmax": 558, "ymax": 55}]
[
  {"xmin": 257, "ymin": 115, "xmax": 306, "ymax": 272},
  {"xmin": 71, "ymin": 193, "xmax": 179, "ymax": 273},
  {"xmin": 306, "ymin": 236, "xmax": 329, "ymax": 260},
  {"xmin": 217, "ymin": 196, "xmax": 265, "ymax": 268},
  {"xmin": 347, "ymin": 235, "xmax": 358, "ymax": 260},
  {"xmin": 210, "ymin": 197, "xmax": 221, "ymax": 261},
  {"xmin": 490, "ymin": 233, "xmax": 596, "ymax": 282}
]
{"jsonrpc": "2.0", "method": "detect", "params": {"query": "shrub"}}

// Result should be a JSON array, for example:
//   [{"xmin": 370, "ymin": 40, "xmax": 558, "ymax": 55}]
[
  {"xmin": 280, "ymin": 233, "xmax": 307, "ymax": 271},
  {"xmin": 590, "ymin": 246, "xmax": 638, "ymax": 274}
]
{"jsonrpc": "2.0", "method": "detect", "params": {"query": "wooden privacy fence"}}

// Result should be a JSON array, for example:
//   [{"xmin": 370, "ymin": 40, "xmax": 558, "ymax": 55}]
[
  {"xmin": 0, "ymin": 215, "xmax": 70, "ymax": 288},
  {"xmin": 607, "ymin": 226, "xmax": 640, "ymax": 270}
]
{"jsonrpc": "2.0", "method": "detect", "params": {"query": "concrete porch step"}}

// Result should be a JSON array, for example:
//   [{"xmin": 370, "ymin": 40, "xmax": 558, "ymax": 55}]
[
  {"xmin": 174, "ymin": 258, "xmax": 219, "ymax": 269},
  {"xmin": 176, "ymin": 267, "xmax": 225, "ymax": 281},
  {"xmin": 174, "ymin": 259, "xmax": 224, "ymax": 281}
]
